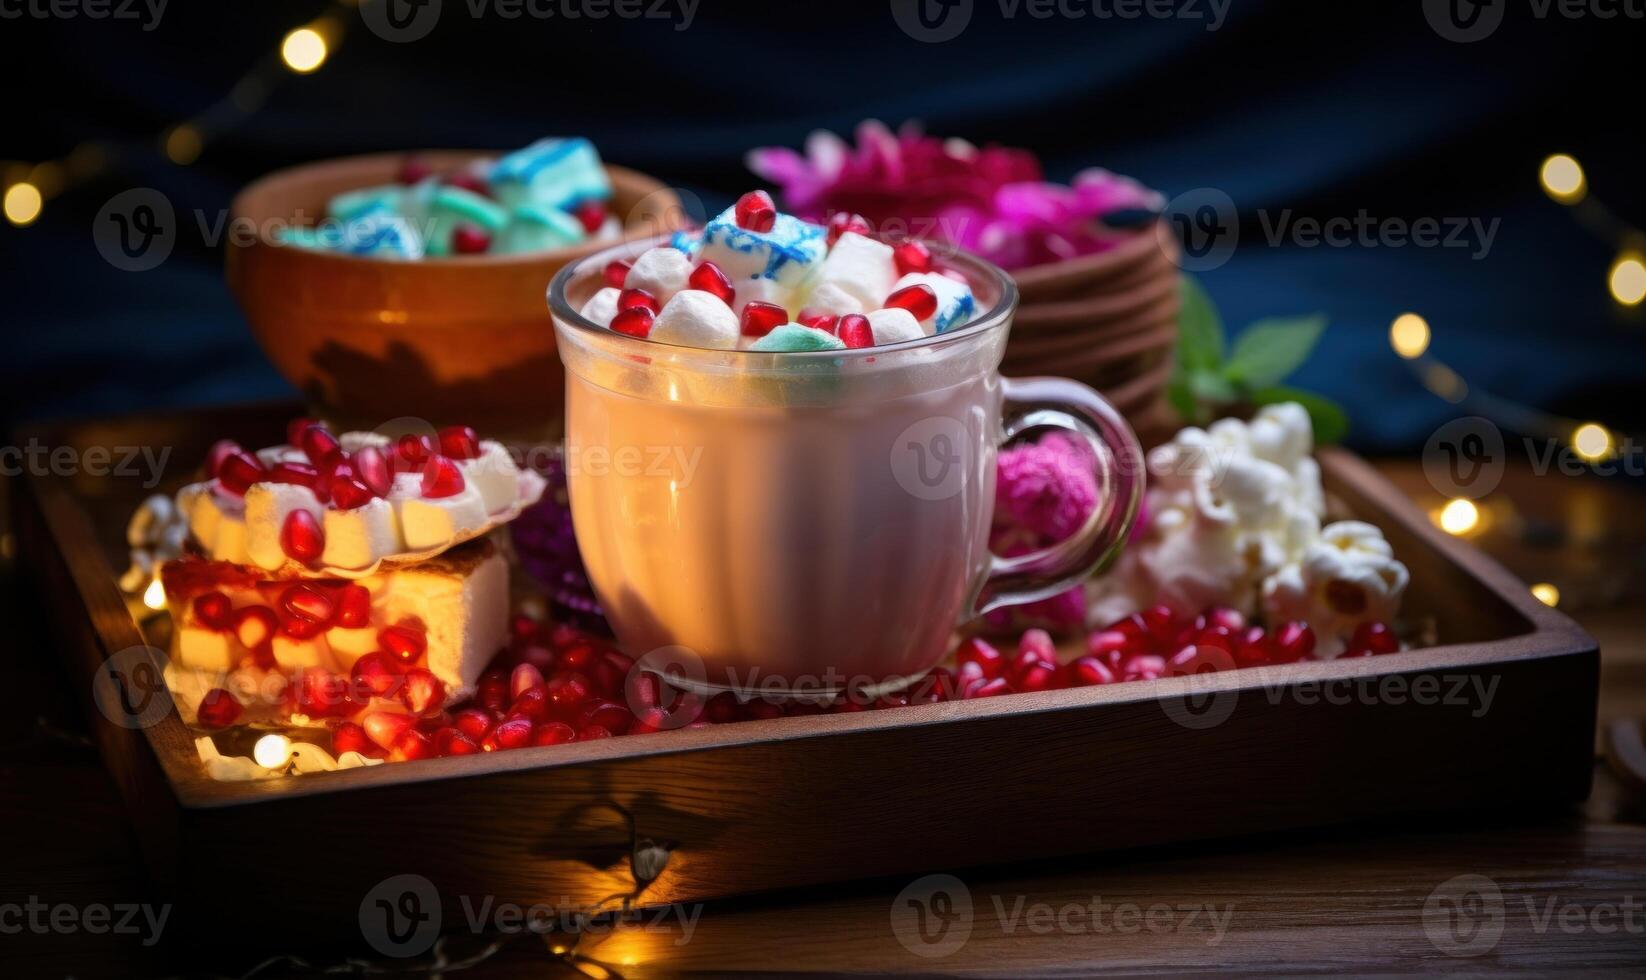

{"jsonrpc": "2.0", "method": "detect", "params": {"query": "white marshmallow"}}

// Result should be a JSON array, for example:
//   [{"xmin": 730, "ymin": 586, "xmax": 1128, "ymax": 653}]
[
  {"xmin": 803, "ymin": 280, "xmax": 865, "ymax": 317},
  {"xmin": 814, "ymin": 232, "xmax": 897, "ymax": 309},
  {"xmin": 177, "ymin": 626, "xmax": 236, "ymax": 673},
  {"xmin": 366, "ymin": 546, "xmax": 508, "ymax": 697},
  {"xmin": 244, "ymin": 483, "xmax": 324, "ymax": 571},
  {"xmin": 256, "ymin": 445, "xmax": 306, "ymax": 467},
  {"xmin": 272, "ymin": 632, "xmax": 334, "ymax": 671},
  {"xmin": 211, "ymin": 515, "xmax": 251, "ymax": 566},
  {"xmin": 698, "ymin": 207, "xmax": 827, "ymax": 290},
  {"xmin": 460, "ymin": 440, "xmax": 522, "ymax": 514},
  {"xmin": 580, "ymin": 286, "xmax": 622, "ymax": 328},
  {"xmin": 731, "ymin": 276, "xmax": 790, "ymax": 316},
  {"xmin": 339, "ymin": 431, "xmax": 391, "ymax": 453},
  {"xmin": 890, "ymin": 271, "xmax": 978, "ymax": 334},
  {"xmin": 321, "ymin": 497, "xmax": 403, "ymax": 570},
  {"xmin": 623, "ymin": 246, "xmax": 693, "ymax": 305},
  {"xmin": 397, "ymin": 485, "xmax": 489, "ymax": 551},
  {"xmin": 648, "ymin": 289, "xmax": 740, "ymax": 350},
  {"xmin": 866, "ymin": 307, "xmax": 925, "ymax": 345},
  {"xmin": 326, "ymin": 626, "xmax": 378, "ymax": 667}
]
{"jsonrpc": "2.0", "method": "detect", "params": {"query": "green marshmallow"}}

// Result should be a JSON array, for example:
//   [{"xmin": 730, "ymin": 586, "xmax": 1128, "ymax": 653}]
[
  {"xmin": 492, "ymin": 203, "xmax": 585, "ymax": 255},
  {"xmin": 424, "ymin": 186, "xmax": 509, "ymax": 256},
  {"xmin": 327, "ymin": 184, "xmax": 403, "ymax": 223},
  {"xmin": 749, "ymin": 324, "xmax": 846, "ymax": 352}
]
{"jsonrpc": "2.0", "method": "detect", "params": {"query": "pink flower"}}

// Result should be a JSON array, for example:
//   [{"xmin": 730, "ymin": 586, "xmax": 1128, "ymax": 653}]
[
  {"xmin": 983, "ymin": 433, "xmax": 1105, "ymax": 634},
  {"xmin": 747, "ymin": 121, "xmax": 1162, "ymax": 270}
]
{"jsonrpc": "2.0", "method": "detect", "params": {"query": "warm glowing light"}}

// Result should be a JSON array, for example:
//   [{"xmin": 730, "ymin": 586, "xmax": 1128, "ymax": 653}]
[
  {"xmin": 1609, "ymin": 254, "xmax": 1646, "ymax": 306},
  {"xmin": 254, "ymin": 733, "xmax": 294, "ymax": 769},
  {"xmin": 1540, "ymin": 154, "xmax": 1586, "ymax": 203},
  {"xmin": 281, "ymin": 28, "xmax": 328, "ymax": 73},
  {"xmin": 4, "ymin": 182, "xmax": 43, "ymax": 226},
  {"xmin": 1530, "ymin": 583, "xmax": 1560, "ymax": 607},
  {"xmin": 1571, "ymin": 422, "xmax": 1614, "ymax": 462},
  {"xmin": 1438, "ymin": 498, "xmax": 1480, "ymax": 536},
  {"xmin": 1422, "ymin": 363, "xmax": 1468, "ymax": 404},
  {"xmin": 1389, "ymin": 313, "xmax": 1431, "ymax": 359},
  {"xmin": 142, "ymin": 576, "xmax": 166, "ymax": 610},
  {"xmin": 164, "ymin": 124, "xmax": 202, "ymax": 165}
]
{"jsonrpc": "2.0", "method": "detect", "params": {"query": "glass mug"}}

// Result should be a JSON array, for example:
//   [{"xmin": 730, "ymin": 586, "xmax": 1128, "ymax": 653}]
[{"xmin": 549, "ymin": 238, "xmax": 1143, "ymax": 697}]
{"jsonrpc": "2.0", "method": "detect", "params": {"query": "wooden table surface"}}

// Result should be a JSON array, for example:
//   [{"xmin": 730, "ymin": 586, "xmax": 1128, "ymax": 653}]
[{"xmin": 3, "ymin": 459, "xmax": 1643, "ymax": 977}]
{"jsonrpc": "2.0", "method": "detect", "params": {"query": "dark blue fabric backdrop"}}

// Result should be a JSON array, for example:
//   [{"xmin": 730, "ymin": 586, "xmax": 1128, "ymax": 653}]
[{"xmin": 2, "ymin": 0, "xmax": 1641, "ymax": 450}]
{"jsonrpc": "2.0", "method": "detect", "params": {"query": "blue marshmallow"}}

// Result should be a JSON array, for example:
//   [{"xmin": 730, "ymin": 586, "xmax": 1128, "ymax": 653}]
[
  {"xmin": 698, "ymin": 207, "xmax": 826, "ymax": 289},
  {"xmin": 490, "ymin": 138, "xmax": 611, "ymax": 213}
]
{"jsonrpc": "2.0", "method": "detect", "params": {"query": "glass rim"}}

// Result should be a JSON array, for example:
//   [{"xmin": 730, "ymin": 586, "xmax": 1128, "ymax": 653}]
[{"xmin": 546, "ymin": 232, "xmax": 1019, "ymax": 362}]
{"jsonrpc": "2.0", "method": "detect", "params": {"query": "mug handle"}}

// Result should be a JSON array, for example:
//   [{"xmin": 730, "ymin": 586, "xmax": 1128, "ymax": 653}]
[{"xmin": 971, "ymin": 376, "xmax": 1147, "ymax": 618}]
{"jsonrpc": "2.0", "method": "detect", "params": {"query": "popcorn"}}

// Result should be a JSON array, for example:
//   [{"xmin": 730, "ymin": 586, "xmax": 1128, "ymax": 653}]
[
  {"xmin": 624, "ymin": 246, "xmax": 694, "ymax": 305},
  {"xmin": 1262, "ymin": 521, "xmax": 1410, "ymax": 659},
  {"xmin": 809, "ymin": 231, "xmax": 897, "ymax": 309},
  {"xmin": 649, "ymin": 289, "xmax": 740, "ymax": 350},
  {"xmin": 490, "ymin": 137, "xmax": 611, "ymax": 213},
  {"xmin": 866, "ymin": 307, "xmax": 924, "ymax": 345},
  {"xmin": 579, "ymin": 286, "xmax": 621, "ymax": 328},
  {"xmin": 749, "ymin": 324, "xmax": 845, "ymax": 352},
  {"xmin": 890, "ymin": 271, "xmax": 976, "ymax": 334},
  {"xmin": 698, "ymin": 204, "xmax": 826, "ymax": 289}
]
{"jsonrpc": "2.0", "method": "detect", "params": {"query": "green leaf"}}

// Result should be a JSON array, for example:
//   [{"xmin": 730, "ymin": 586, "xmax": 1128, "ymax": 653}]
[
  {"xmin": 1165, "ymin": 370, "xmax": 1198, "ymax": 423},
  {"xmin": 1223, "ymin": 314, "xmax": 1327, "ymax": 388},
  {"xmin": 1250, "ymin": 385, "xmax": 1350, "ymax": 444},
  {"xmin": 1175, "ymin": 275, "xmax": 1225, "ymax": 374},
  {"xmin": 1188, "ymin": 369, "xmax": 1238, "ymax": 404}
]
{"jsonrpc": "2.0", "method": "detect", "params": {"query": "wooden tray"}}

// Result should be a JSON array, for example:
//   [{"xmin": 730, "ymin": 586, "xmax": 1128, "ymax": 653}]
[{"xmin": 13, "ymin": 404, "xmax": 1598, "ymax": 957}]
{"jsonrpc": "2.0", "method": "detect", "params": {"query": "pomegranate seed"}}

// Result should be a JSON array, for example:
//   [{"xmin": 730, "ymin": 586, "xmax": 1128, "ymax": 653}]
[
  {"xmin": 705, "ymin": 692, "xmax": 743, "ymax": 723},
  {"xmin": 740, "ymin": 300, "xmax": 788, "ymax": 337},
  {"xmin": 483, "ymin": 718, "xmax": 533, "ymax": 751},
  {"xmin": 394, "ymin": 433, "xmax": 434, "ymax": 472},
  {"xmin": 1067, "ymin": 656, "xmax": 1116, "ymax": 686},
  {"xmin": 688, "ymin": 261, "xmax": 735, "ymax": 305},
  {"xmin": 420, "ymin": 455, "xmax": 466, "ymax": 498},
  {"xmin": 477, "ymin": 669, "xmax": 508, "ymax": 712},
  {"xmin": 454, "ymin": 708, "xmax": 495, "ymax": 740},
  {"xmin": 233, "ymin": 605, "xmax": 278, "ymax": 651},
  {"xmin": 733, "ymin": 190, "xmax": 776, "ymax": 232},
  {"xmin": 510, "ymin": 614, "xmax": 540, "ymax": 643},
  {"xmin": 1270, "ymin": 621, "xmax": 1317, "ymax": 663},
  {"xmin": 289, "ymin": 667, "xmax": 353, "ymax": 718},
  {"xmin": 515, "ymin": 643, "xmax": 556, "ymax": 674},
  {"xmin": 400, "ymin": 668, "xmax": 445, "ymax": 714},
  {"xmin": 884, "ymin": 284, "xmax": 937, "ymax": 322},
  {"xmin": 956, "ymin": 660, "xmax": 988, "ymax": 694},
  {"xmin": 217, "ymin": 450, "xmax": 265, "ymax": 496},
  {"xmin": 206, "ymin": 439, "xmax": 243, "ymax": 479},
  {"xmin": 1195, "ymin": 625, "xmax": 1238, "ymax": 660},
  {"xmin": 193, "ymin": 591, "xmax": 233, "ymax": 631},
  {"xmin": 1121, "ymin": 654, "xmax": 1167, "ymax": 682},
  {"xmin": 1167, "ymin": 644, "xmax": 1228, "ymax": 676},
  {"xmin": 280, "ymin": 510, "xmax": 324, "ymax": 564},
  {"xmin": 1107, "ymin": 613, "xmax": 1151, "ymax": 651},
  {"xmin": 1018, "ymin": 629, "xmax": 1058, "ymax": 664},
  {"xmin": 908, "ymin": 667, "xmax": 955, "ymax": 703},
  {"xmin": 578, "ymin": 724, "xmax": 614, "ymax": 741},
  {"xmin": 1085, "ymin": 629, "xmax": 1130, "ymax": 670},
  {"xmin": 391, "ymin": 728, "xmax": 435, "ymax": 761},
  {"xmin": 837, "ymin": 313, "xmax": 874, "ymax": 348},
  {"xmin": 603, "ymin": 259, "xmax": 632, "ymax": 289},
  {"xmin": 452, "ymin": 224, "xmax": 491, "ymax": 254},
  {"xmin": 546, "ymin": 672, "xmax": 591, "ymax": 712},
  {"xmin": 580, "ymin": 699, "xmax": 633, "ymax": 735},
  {"xmin": 397, "ymin": 157, "xmax": 434, "ymax": 185},
  {"xmin": 280, "ymin": 582, "xmax": 335, "ymax": 627},
  {"xmin": 1014, "ymin": 660, "xmax": 1061, "ymax": 693},
  {"xmin": 892, "ymin": 240, "xmax": 933, "ymax": 276},
  {"xmin": 438, "ymin": 425, "xmax": 481, "ymax": 460},
  {"xmin": 332, "ymin": 721, "xmax": 378, "ymax": 757},
  {"xmin": 351, "ymin": 652, "xmax": 403, "ymax": 699},
  {"xmin": 1350, "ymin": 621, "xmax": 1399, "ymax": 655},
  {"xmin": 830, "ymin": 695, "xmax": 867, "ymax": 713},
  {"xmin": 196, "ymin": 688, "xmax": 242, "ymax": 728},
  {"xmin": 510, "ymin": 663, "xmax": 545, "ymax": 701},
  {"xmin": 443, "ymin": 171, "xmax": 490, "ymax": 198},
  {"xmin": 956, "ymin": 637, "xmax": 1004, "ymax": 678},
  {"xmin": 353, "ymin": 446, "xmax": 393, "ymax": 497},
  {"xmin": 825, "ymin": 211, "xmax": 871, "ymax": 245},
  {"xmin": 435, "ymin": 728, "xmax": 481, "ymax": 756},
  {"xmin": 965, "ymin": 677, "xmax": 1011, "ymax": 699},
  {"xmin": 1202, "ymin": 606, "xmax": 1246, "ymax": 632},
  {"xmin": 574, "ymin": 200, "xmax": 606, "ymax": 235},
  {"xmin": 379, "ymin": 622, "xmax": 427, "ymax": 664},
  {"xmin": 268, "ymin": 461, "xmax": 321, "ymax": 492},
  {"xmin": 795, "ymin": 310, "xmax": 837, "ymax": 332},
  {"xmin": 299, "ymin": 425, "xmax": 342, "ymax": 467},
  {"xmin": 334, "ymin": 583, "xmax": 371, "ymax": 628},
  {"xmin": 285, "ymin": 417, "xmax": 319, "ymax": 447},
  {"xmin": 749, "ymin": 699, "xmax": 789, "ymax": 721},
  {"xmin": 1234, "ymin": 626, "xmax": 1271, "ymax": 668},
  {"xmin": 611, "ymin": 306, "xmax": 654, "ymax": 338},
  {"xmin": 591, "ymin": 649, "xmax": 634, "ymax": 698},
  {"xmin": 1141, "ymin": 605, "xmax": 1181, "ymax": 646},
  {"xmin": 629, "ymin": 708, "xmax": 671, "ymax": 734},
  {"xmin": 363, "ymin": 711, "xmax": 415, "ymax": 750},
  {"xmin": 505, "ymin": 686, "xmax": 547, "ymax": 723},
  {"xmin": 329, "ymin": 476, "xmax": 373, "ymax": 510},
  {"xmin": 618, "ymin": 288, "xmax": 660, "ymax": 313},
  {"xmin": 279, "ymin": 614, "xmax": 326, "ymax": 640},
  {"xmin": 532, "ymin": 721, "xmax": 577, "ymax": 746}
]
